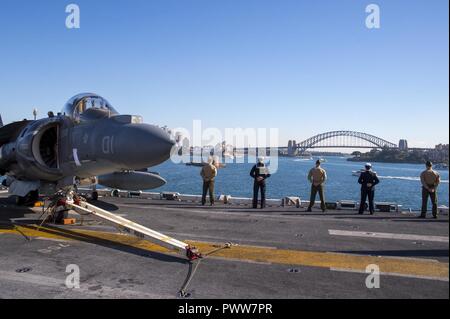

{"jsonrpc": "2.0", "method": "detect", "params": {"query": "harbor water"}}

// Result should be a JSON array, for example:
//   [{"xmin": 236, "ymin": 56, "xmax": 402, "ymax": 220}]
[
  {"xmin": 152, "ymin": 156, "xmax": 449, "ymax": 210},
  {"xmin": 0, "ymin": 156, "xmax": 447, "ymax": 210}
]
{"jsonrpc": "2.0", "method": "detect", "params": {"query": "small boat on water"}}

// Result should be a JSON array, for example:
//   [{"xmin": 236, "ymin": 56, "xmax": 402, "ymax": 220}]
[
  {"xmin": 294, "ymin": 155, "xmax": 313, "ymax": 160},
  {"xmin": 185, "ymin": 162, "xmax": 206, "ymax": 167},
  {"xmin": 186, "ymin": 162, "xmax": 226, "ymax": 168},
  {"xmin": 352, "ymin": 169, "xmax": 365, "ymax": 176},
  {"xmin": 434, "ymin": 163, "xmax": 448, "ymax": 170}
]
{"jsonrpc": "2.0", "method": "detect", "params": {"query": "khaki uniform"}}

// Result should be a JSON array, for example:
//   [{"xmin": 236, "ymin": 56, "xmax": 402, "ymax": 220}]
[
  {"xmin": 200, "ymin": 164, "xmax": 217, "ymax": 205},
  {"xmin": 307, "ymin": 166, "xmax": 327, "ymax": 211},
  {"xmin": 420, "ymin": 168, "xmax": 440, "ymax": 217},
  {"xmin": 420, "ymin": 169, "xmax": 440, "ymax": 189},
  {"xmin": 201, "ymin": 164, "xmax": 217, "ymax": 182},
  {"xmin": 308, "ymin": 167, "xmax": 327, "ymax": 186}
]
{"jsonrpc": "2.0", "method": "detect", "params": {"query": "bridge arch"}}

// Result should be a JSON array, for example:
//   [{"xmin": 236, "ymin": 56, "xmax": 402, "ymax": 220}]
[{"xmin": 296, "ymin": 131, "xmax": 397, "ymax": 152}]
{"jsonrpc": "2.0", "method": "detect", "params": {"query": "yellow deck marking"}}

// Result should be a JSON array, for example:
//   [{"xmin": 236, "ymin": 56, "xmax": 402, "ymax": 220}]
[{"xmin": 1, "ymin": 225, "xmax": 448, "ymax": 280}]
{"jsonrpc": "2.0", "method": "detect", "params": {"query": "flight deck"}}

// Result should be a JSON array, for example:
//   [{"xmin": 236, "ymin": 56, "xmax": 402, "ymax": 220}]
[{"xmin": 0, "ymin": 192, "xmax": 448, "ymax": 299}]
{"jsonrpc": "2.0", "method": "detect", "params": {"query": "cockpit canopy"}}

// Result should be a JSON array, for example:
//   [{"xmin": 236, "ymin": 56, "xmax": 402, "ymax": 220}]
[{"xmin": 62, "ymin": 93, "xmax": 119, "ymax": 120}]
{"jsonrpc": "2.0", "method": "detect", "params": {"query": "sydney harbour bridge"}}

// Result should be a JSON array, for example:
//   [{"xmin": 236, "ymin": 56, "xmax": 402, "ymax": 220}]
[
  {"xmin": 287, "ymin": 130, "xmax": 399, "ymax": 155},
  {"xmin": 186, "ymin": 130, "xmax": 435, "ymax": 157},
  {"xmin": 229, "ymin": 131, "xmax": 433, "ymax": 155}
]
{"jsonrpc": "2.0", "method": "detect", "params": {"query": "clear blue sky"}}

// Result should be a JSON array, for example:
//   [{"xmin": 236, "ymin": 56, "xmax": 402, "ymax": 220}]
[{"xmin": 0, "ymin": 0, "xmax": 448, "ymax": 147}]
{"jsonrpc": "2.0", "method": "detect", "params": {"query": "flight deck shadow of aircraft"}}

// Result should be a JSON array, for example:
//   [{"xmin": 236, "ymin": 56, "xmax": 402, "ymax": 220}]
[
  {"xmin": 1, "ymin": 196, "xmax": 187, "ymax": 264},
  {"xmin": 0, "ymin": 197, "xmax": 37, "ymax": 228},
  {"xmin": 16, "ymin": 223, "xmax": 187, "ymax": 264}
]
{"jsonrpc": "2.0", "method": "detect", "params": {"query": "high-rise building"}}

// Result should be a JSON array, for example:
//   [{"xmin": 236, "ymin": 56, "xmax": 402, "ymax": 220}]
[
  {"xmin": 288, "ymin": 140, "xmax": 293, "ymax": 156},
  {"xmin": 399, "ymin": 139, "xmax": 408, "ymax": 150}
]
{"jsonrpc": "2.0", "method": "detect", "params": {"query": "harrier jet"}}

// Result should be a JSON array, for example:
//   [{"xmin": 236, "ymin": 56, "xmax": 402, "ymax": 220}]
[{"xmin": 0, "ymin": 93, "xmax": 175, "ymax": 203}]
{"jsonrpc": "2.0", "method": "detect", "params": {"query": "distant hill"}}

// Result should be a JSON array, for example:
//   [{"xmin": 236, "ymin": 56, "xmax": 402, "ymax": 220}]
[{"xmin": 348, "ymin": 146, "xmax": 449, "ymax": 165}]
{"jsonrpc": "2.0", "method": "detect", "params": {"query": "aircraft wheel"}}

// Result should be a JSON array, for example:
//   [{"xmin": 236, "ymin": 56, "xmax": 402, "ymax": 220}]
[
  {"xmin": 14, "ymin": 195, "xmax": 25, "ymax": 205},
  {"xmin": 28, "ymin": 190, "xmax": 39, "ymax": 202},
  {"xmin": 92, "ymin": 191, "xmax": 99, "ymax": 201},
  {"xmin": 15, "ymin": 191, "xmax": 40, "ymax": 206}
]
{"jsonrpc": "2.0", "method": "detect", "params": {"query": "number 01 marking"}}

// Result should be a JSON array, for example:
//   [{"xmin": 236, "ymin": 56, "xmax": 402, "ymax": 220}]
[{"xmin": 102, "ymin": 136, "xmax": 115, "ymax": 154}]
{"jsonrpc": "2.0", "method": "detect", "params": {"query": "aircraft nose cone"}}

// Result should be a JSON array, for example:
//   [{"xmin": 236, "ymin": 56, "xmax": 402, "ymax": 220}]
[{"xmin": 114, "ymin": 124, "xmax": 175, "ymax": 169}]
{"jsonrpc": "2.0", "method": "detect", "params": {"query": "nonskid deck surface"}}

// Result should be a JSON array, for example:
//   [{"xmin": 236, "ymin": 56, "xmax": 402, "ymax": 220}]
[{"xmin": 0, "ymin": 194, "xmax": 448, "ymax": 299}]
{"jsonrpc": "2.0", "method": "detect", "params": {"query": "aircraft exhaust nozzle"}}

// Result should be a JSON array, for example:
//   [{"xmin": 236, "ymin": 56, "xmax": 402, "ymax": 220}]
[
  {"xmin": 113, "ymin": 124, "xmax": 175, "ymax": 169},
  {"xmin": 98, "ymin": 171, "xmax": 166, "ymax": 191}
]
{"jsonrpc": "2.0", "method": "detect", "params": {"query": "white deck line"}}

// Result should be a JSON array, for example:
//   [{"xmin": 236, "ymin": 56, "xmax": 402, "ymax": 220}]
[
  {"xmin": 330, "ymin": 267, "xmax": 449, "ymax": 282},
  {"xmin": 328, "ymin": 229, "xmax": 449, "ymax": 243}
]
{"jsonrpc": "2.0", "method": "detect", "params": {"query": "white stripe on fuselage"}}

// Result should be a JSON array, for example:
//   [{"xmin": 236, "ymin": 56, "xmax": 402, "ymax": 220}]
[{"xmin": 73, "ymin": 148, "xmax": 81, "ymax": 167}]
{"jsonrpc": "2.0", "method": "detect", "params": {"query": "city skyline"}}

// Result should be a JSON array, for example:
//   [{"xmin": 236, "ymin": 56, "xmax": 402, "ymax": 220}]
[{"xmin": 0, "ymin": 0, "xmax": 448, "ymax": 148}]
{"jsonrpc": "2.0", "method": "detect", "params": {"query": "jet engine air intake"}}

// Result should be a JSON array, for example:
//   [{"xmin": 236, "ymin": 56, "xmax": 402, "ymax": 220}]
[{"xmin": 32, "ymin": 124, "xmax": 59, "ymax": 169}]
